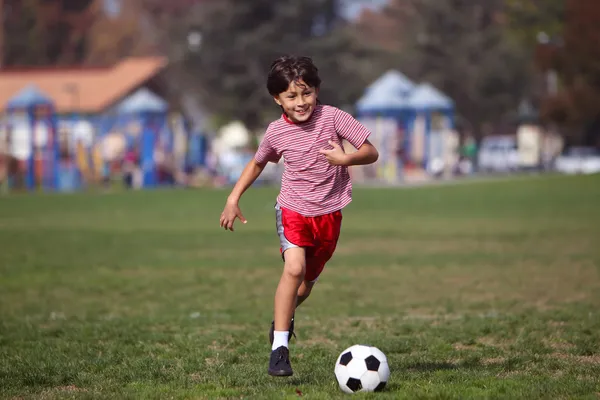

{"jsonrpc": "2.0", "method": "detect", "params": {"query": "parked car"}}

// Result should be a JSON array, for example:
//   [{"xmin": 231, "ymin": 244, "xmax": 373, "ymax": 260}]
[
  {"xmin": 477, "ymin": 135, "xmax": 520, "ymax": 172},
  {"xmin": 554, "ymin": 147, "xmax": 600, "ymax": 175}
]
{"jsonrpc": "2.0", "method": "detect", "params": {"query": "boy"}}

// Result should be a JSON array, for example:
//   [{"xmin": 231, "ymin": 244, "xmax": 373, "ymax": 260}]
[{"xmin": 219, "ymin": 55, "xmax": 378, "ymax": 377}]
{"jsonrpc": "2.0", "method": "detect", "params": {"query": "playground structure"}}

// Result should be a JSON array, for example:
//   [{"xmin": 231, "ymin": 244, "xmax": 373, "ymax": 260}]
[
  {"xmin": 0, "ymin": 69, "xmax": 460, "ymax": 192},
  {"xmin": 2, "ymin": 85, "xmax": 60, "ymax": 191},
  {"xmin": 352, "ymin": 70, "xmax": 458, "ymax": 183},
  {"xmin": 0, "ymin": 85, "xmax": 206, "ymax": 192}
]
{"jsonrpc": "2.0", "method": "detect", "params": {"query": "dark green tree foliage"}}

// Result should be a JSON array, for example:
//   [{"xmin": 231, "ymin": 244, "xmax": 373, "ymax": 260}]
[
  {"xmin": 3, "ymin": 0, "xmax": 47, "ymax": 66},
  {"xmin": 505, "ymin": 0, "xmax": 564, "ymax": 48},
  {"xmin": 396, "ymin": 0, "xmax": 531, "ymax": 136},
  {"xmin": 542, "ymin": 0, "xmax": 600, "ymax": 145},
  {"xmin": 3, "ymin": 0, "xmax": 94, "ymax": 67},
  {"xmin": 179, "ymin": 0, "xmax": 372, "ymax": 130}
]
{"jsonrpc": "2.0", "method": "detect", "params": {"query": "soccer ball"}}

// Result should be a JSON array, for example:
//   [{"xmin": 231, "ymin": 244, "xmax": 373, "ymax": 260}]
[{"xmin": 334, "ymin": 344, "xmax": 390, "ymax": 393}]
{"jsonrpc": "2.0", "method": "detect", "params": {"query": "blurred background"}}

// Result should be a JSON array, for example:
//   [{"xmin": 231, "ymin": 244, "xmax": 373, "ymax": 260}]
[{"xmin": 0, "ymin": 0, "xmax": 598, "ymax": 194}]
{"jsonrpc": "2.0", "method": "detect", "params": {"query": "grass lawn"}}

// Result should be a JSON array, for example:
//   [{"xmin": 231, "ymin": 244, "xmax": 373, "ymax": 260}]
[{"xmin": 1, "ymin": 174, "xmax": 599, "ymax": 399}]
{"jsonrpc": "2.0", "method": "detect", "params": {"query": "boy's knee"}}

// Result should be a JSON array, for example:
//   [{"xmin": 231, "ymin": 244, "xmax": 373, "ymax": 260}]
[
  {"xmin": 283, "ymin": 247, "xmax": 306, "ymax": 280},
  {"xmin": 284, "ymin": 261, "xmax": 305, "ymax": 280}
]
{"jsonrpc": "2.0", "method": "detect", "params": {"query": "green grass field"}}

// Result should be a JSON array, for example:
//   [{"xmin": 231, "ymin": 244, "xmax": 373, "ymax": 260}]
[{"xmin": 1, "ymin": 174, "xmax": 600, "ymax": 399}]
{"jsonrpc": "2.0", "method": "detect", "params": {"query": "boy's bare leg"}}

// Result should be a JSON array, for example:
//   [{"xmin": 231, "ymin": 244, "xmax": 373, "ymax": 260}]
[
  {"xmin": 274, "ymin": 247, "xmax": 305, "ymax": 331},
  {"xmin": 268, "ymin": 255, "xmax": 317, "ymax": 348},
  {"xmin": 295, "ymin": 279, "xmax": 316, "ymax": 308},
  {"xmin": 269, "ymin": 248, "xmax": 304, "ymax": 376}
]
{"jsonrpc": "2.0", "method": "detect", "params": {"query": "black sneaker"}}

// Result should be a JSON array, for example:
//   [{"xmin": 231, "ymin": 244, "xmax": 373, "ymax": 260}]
[
  {"xmin": 268, "ymin": 346, "xmax": 293, "ymax": 376},
  {"xmin": 268, "ymin": 315, "xmax": 296, "ymax": 345}
]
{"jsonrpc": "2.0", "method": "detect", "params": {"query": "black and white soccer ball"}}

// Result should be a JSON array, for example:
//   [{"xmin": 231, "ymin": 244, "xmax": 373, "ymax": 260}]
[{"xmin": 334, "ymin": 344, "xmax": 390, "ymax": 393}]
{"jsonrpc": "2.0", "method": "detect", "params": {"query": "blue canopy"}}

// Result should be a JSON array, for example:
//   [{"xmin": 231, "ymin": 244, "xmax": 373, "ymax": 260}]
[
  {"xmin": 117, "ymin": 88, "xmax": 168, "ymax": 114},
  {"xmin": 7, "ymin": 85, "xmax": 54, "ymax": 110},
  {"xmin": 406, "ymin": 83, "xmax": 453, "ymax": 111},
  {"xmin": 365, "ymin": 70, "xmax": 415, "ymax": 96},
  {"xmin": 356, "ymin": 90, "xmax": 409, "ymax": 114},
  {"xmin": 356, "ymin": 70, "xmax": 416, "ymax": 114}
]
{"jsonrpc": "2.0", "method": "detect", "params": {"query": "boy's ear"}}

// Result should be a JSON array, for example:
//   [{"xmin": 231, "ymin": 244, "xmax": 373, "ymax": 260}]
[{"xmin": 273, "ymin": 95, "xmax": 282, "ymax": 106}]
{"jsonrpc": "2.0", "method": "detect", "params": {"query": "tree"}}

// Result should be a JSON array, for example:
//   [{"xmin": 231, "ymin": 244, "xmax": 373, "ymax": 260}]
[
  {"xmin": 141, "ymin": 0, "xmax": 376, "ymax": 131},
  {"xmin": 393, "ymin": 0, "xmax": 532, "ymax": 137},
  {"xmin": 3, "ymin": 0, "xmax": 49, "ymax": 66},
  {"xmin": 85, "ymin": 0, "xmax": 157, "ymax": 65},
  {"xmin": 504, "ymin": 0, "xmax": 564, "ymax": 48},
  {"xmin": 2, "ymin": 0, "xmax": 126, "ymax": 67},
  {"xmin": 352, "ymin": 0, "xmax": 415, "ymax": 53},
  {"xmin": 541, "ymin": 0, "xmax": 600, "ymax": 146}
]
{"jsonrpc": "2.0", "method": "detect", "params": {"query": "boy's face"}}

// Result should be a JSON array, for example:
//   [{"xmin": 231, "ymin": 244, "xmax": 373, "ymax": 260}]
[{"xmin": 274, "ymin": 79, "xmax": 319, "ymax": 123}]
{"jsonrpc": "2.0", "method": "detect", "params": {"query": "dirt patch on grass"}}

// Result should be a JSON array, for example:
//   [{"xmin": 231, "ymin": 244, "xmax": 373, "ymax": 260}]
[
  {"xmin": 206, "ymin": 336, "xmax": 237, "ymax": 352},
  {"xmin": 334, "ymin": 258, "xmax": 600, "ymax": 313},
  {"xmin": 553, "ymin": 353, "xmax": 600, "ymax": 365},
  {"xmin": 453, "ymin": 343, "xmax": 478, "ymax": 351},
  {"xmin": 301, "ymin": 316, "xmax": 398, "ymax": 338},
  {"xmin": 496, "ymin": 371, "xmax": 524, "ymax": 379},
  {"xmin": 323, "ymin": 316, "xmax": 394, "ymax": 335},
  {"xmin": 440, "ymin": 261, "xmax": 600, "ymax": 308},
  {"xmin": 299, "ymin": 337, "xmax": 337, "ymax": 347},
  {"xmin": 403, "ymin": 310, "xmax": 464, "ymax": 321},
  {"xmin": 549, "ymin": 321, "xmax": 568, "ymax": 327},
  {"xmin": 477, "ymin": 336, "xmax": 512, "ymax": 349},
  {"xmin": 34, "ymin": 386, "xmax": 88, "ymax": 399},
  {"xmin": 204, "ymin": 356, "xmax": 224, "ymax": 367},
  {"xmin": 453, "ymin": 336, "xmax": 512, "ymax": 352},
  {"xmin": 543, "ymin": 338, "xmax": 575, "ymax": 352},
  {"xmin": 336, "ymin": 238, "xmax": 510, "ymax": 257},
  {"xmin": 189, "ymin": 372, "xmax": 203, "ymax": 382},
  {"xmin": 53, "ymin": 386, "xmax": 84, "ymax": 392},
  {"xmin": 157, "ymin": 247, "xmax": 272, "ymax": 261},
  {"xmin": 337, "ymin": 235, "xmax": 598, "ymax": 259},
  {"xmin": 482, "ymin": 357, "xmax": 506, "ymax": 365}
]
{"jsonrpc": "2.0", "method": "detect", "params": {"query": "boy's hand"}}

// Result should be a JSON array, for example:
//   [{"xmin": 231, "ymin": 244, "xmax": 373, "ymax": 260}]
[
  {"xmin": 319, "ymin": 140, "xmax": 348, "ymax": 166},
  {"xmin": 220, "ymin": 200, "xmax": 247, "ymax": 231}
]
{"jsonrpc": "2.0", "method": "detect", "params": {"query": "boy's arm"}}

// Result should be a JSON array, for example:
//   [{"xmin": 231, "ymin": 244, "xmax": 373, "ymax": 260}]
[
  {"xmin": 226, "ymin": 159, "xmax": 266, "ymax": 204},
  {"xmin": 221, "ymin": 129, "xmax": 279, "ymax": 231},
  {"xmin": 220, "ymin": 159, "xmax": 267, "ymax": 231},
  {"xmin": 326, "ymin": 108, "xmax": 378, "ymax": 166},
  {"xmin": 319, "ymin": 139, "xmax": 378, "ymax": 167},
  {"xmin": 343, "ymin": 139, "xmax": 378, "ymax": 166}
]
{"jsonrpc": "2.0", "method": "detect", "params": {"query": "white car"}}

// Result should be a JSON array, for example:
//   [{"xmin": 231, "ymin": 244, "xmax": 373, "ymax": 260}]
[
  {"xmin": 555, "ymin": 147, "xmax": 600, "ymax": 175},
  {"xmin": 477, "ymin": 135, "xmax": 520, "ymax": 172}
]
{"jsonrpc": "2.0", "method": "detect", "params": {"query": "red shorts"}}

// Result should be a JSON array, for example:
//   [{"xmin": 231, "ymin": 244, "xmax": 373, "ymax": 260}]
[{"xmin": 275, "ymin": 203, "xmax": 342, "ymax": 282}]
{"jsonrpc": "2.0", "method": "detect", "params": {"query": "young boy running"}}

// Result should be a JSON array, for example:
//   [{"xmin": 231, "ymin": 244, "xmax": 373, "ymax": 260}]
[{"xmin": 219, "ymin": 55, "xmax": 379, "ymax": 377}]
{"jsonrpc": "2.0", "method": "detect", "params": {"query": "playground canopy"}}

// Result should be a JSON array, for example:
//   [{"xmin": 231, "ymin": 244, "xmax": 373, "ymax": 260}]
[
  {"xmin": 356, "ymin": 70, "xmax": 454, "ymax": 116},
  {"xmin": 407, "ymin": 83, "xmax": 454, "ymax": 111},
  {"xmin": 6, "ymin": 84, "xmax": 54, "ymax": 110},
  {"xmin": 116, "ymin": 88, "xmax": 169, "ymax": 114}
]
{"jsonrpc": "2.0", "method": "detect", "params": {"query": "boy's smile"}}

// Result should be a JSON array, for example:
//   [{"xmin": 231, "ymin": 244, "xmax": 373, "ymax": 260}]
[{"xmin": 274, "ymin": 79, "xmax": 319, "ymax": 123}]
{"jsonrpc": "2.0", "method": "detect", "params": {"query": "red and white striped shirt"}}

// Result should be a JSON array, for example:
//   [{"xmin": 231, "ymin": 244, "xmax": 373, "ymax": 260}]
[{"xmin": 255, "ymin": 105, "xmax": 371, "ymax": 217}]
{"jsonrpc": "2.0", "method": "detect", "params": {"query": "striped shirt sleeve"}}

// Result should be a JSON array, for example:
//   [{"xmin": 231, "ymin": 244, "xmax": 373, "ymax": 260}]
[
  {"xmin": 254, "ymin": 133, "xmax": 280, "ymax": 164},
  {"xmin": 334, "ymin": 107, "xmax": 372, "ymax": 149}
]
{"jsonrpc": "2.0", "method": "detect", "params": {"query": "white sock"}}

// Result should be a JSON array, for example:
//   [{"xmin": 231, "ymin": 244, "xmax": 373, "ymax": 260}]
[{"xmin": 272, "ymin": 330, "xmax": 289, "ymax": 351}]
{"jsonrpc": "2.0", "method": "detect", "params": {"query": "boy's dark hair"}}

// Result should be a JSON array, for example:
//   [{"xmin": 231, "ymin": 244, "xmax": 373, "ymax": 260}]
[{"xmin": 267, "ymin": 55, "xmax": 321, "ymax": 96}]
